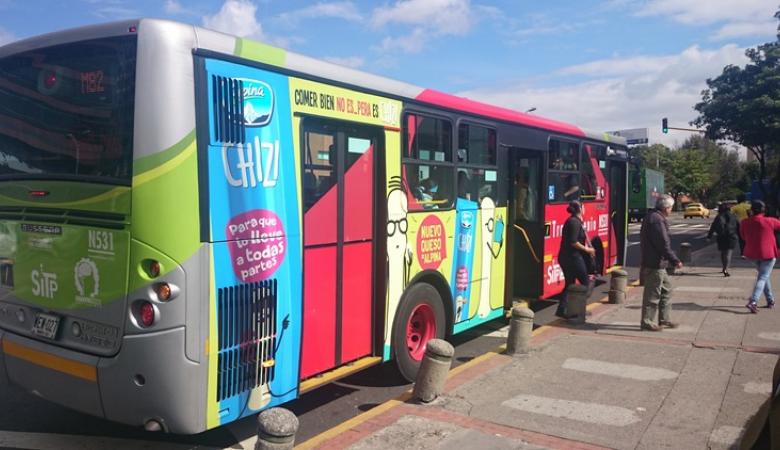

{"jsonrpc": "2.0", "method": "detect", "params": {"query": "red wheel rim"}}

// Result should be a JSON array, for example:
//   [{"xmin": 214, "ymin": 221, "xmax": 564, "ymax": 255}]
[{"xmin": 406, "ymin": 303, "xmax": 436, "ymax": 361}]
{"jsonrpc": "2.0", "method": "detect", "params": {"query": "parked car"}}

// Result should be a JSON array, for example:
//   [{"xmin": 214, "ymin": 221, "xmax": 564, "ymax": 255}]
[{"xmin": 684, "ymin": 202, "xmax": 710, "ymax": 219}]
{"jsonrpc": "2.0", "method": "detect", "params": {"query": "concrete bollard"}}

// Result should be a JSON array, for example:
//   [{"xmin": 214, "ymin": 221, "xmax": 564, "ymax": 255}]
[
  {"xmin": 506, "ymin": 307, "xmax": 534, "ymax": 356},
  {"xmin": 608, "ymin": 289, "xmax": 626, "ymax": 304},
  {"xmin": 412, "ymin": 339, "xmax": 454, "ymax": 403},
  {"xmin": 679, "ymin": 242, "xmax": 692, "ymax": 264},
  {"xmin": 609, "ymin": 270, "xmax": 628, "ymax": 304},
  {"xmin": 566, "ymin": 284, "xmax": 588, "ymax": 324},
  {"xmin": 255, "ymin": 407, "xmax": 298, "ymax": 450},
  {"xmin": 610, "ymin": 269, "xmax": 628, "ymax": 293}
]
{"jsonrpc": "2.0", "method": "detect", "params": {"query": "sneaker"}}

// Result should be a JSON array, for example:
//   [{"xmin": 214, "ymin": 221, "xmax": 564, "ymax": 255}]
[
  {"xmin": 724, "ymin": 271, "xmax": 731, "ymax": 277},
  {"xmin": 746, "ymin": 302, "xmax": 758, "ymax": 314},
  {"xmin": 659, "ymin": 321, "xmax": 679, "ymax": 329},
  {"xmin": 767, "ymin": 300, "xmax": 775, "ymax": 309},
  {"xmin": 640, "ymin": 323, "xmax": 662, "ymax": 332}
]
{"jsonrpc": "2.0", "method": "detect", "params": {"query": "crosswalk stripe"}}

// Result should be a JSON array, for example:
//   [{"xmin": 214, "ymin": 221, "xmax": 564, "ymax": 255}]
[
  {"xmin": 562, "ymin": 358, "xmax": 678, "ymax": 381},
  {"xmin": 502, "ymin": 394, "xmax": 642, "ymax": 426}
]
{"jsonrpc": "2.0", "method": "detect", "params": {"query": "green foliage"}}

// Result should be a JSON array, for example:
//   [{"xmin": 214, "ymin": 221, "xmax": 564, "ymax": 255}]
[
  {"xmin": 693, "ymin": 7, "xmax": 780, "ymax": 209},
  {"xmin": 632, "ymin": 137, "xmax": 750, "ymax": 207}
]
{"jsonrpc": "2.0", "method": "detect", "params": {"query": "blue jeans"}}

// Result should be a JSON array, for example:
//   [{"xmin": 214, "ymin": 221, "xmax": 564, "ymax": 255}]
[{"xmin": 749, "ymin": 258, "xmax": 776, "ymax": 304}]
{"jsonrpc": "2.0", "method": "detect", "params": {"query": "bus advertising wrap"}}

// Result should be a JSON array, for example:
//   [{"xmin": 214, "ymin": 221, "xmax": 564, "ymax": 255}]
[{"xmin": 204, "ymin": 59, "xmax": 302, "ymax": 425}]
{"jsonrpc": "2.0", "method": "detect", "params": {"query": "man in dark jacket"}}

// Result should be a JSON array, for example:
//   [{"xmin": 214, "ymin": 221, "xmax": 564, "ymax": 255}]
[{"xmin": 640, "ymin": 195, "xmax": 683, "ymax": 331}]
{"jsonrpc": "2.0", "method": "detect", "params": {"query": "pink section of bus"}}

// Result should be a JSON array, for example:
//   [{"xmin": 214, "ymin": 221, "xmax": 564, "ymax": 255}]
[{"xmin": 415, "ymin": 89, "xmax": 586, "ymax": 138}]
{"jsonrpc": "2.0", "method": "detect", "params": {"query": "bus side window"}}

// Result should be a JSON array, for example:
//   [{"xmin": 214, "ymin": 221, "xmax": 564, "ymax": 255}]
[
  {"xmin": 303, "ymin": 130, "xmax": 336, "ymax": 211},
  {"xmin": 403, "ymin": 113, "xmax": 454, "ymax": 210}
]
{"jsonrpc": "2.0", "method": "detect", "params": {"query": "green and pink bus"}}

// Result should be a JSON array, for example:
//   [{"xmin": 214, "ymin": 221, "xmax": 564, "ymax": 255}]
[{"xmin": 0, "ymin": 19, "xmax": 628, "ymax": 433}]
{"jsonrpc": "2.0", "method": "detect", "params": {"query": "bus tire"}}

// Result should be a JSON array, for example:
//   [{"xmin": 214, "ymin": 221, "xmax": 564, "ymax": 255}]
[{"xmin": 392, "ymin": 283, "xmax": 446, "ymax": 382}]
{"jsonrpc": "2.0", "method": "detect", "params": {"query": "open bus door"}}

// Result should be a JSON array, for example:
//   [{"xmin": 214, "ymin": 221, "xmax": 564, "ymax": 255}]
[
  {"xmin": 608, "ymin": 158, "xmax": 628, "ymax": 267},
  {"xmin": 508, "ymin": 148, "xmax": 544, "ymax": 300}
]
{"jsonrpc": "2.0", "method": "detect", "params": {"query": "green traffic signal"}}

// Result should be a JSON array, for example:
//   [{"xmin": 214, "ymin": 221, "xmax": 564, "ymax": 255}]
[{"xmin": 662, "ymin": 117, "xmax": 668, "ymax": 134}]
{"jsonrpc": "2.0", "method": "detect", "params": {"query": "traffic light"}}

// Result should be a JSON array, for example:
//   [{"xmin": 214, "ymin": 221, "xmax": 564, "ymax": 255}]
[{"xmin": 662, "ymin": 117, "xmax": 668, "ymax": 134}]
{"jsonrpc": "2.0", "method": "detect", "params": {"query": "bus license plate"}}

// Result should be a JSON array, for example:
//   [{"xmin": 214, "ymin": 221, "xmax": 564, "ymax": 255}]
[{"xmin": 32, "ymin": 313, "xmax": 60, "ymax": 340}]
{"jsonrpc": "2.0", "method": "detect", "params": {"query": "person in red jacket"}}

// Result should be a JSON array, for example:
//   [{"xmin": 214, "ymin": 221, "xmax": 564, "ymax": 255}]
[{"xmin": 740, "ymin": 200, "xmax": 780, "ymax": 313}]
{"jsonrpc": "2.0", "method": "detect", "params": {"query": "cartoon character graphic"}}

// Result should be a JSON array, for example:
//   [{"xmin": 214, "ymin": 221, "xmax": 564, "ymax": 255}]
[
  {"xmin": 477, "ymin": 197, "xmax": 504, "ymax": 318},
  {"xmin": 452, "ymin": 200, "xmax": 476, "ymax": 322},
  {"xmin": 385, "ymin": 177, "xmax": 412, "ymax": 342}
]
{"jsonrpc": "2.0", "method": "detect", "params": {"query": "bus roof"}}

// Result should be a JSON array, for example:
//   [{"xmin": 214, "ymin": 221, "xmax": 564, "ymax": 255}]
[{"xmin": 0, "ymin": 18, "xmax": 627, "ymax": 147}]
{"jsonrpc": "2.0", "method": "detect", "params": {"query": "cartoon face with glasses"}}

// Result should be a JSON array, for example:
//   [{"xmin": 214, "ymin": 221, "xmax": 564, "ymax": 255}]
[
  {"xmin": 385, "ymin": 177, "xmax": 413, "ymax": 344},
  {"xmin": 478, "ymin": 196, "xmax": 504, "ymax": 318}
]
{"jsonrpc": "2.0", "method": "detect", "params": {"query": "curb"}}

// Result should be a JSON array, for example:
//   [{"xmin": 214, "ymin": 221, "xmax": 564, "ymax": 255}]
[{"xmin": 296, "ymin": 286, "xmax": 633, "ymax": 449}]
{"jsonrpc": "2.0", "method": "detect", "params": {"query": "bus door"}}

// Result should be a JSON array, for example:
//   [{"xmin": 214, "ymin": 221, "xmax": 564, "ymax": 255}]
[
  {"xmin": 508, "ymin": 148, "xmax": 544, "ymax": 299},
  {"xmin": 299, "ymin": 119, "xmax": 383, "ymax": 379},
  {"xmin": 608, "ymin": 159, "xmax": 628, "ymax": 266}
]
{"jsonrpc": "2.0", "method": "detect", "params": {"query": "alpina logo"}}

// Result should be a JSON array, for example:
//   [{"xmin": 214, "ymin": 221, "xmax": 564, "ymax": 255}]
[{"xmin": 239, "ymin": 78, "xmax": 274, "ymax": 127}]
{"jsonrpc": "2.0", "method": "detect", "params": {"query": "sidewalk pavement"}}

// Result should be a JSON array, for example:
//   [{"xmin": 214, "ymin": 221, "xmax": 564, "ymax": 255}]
[{"xmin": 296, "ymin": 244, "xmax": 780, "ymax": 450}]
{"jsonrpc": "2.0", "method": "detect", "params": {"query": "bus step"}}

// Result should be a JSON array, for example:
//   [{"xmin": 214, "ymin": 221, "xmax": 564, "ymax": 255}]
[{"xmin": 299, "ymin": 356, "xmax": 383, "ymax": 394}]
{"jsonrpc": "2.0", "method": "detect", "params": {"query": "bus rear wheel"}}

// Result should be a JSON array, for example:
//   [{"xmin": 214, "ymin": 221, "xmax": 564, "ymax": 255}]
[{"xmin": 392, "ymin": 283, "xmax": 446, "ymax": 382}]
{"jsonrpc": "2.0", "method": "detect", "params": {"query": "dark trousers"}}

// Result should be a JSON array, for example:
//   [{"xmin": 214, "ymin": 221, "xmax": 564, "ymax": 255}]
[
  {"xmin": 720, "ymin": 249, "xmax": 733, "ymax": 272},
  {"xmin": 557, "ymin": 256, "xmax": 589, "ymax": 315}
]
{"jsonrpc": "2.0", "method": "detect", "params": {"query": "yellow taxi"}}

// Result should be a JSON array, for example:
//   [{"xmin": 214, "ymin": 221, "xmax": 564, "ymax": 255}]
[{"xmin": 683, "ymin": 202, "xmax": 710, "ymax": 219}]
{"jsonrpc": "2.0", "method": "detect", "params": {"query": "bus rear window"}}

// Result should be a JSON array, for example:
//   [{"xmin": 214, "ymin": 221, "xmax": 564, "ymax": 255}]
[{"xmin": 0, "ymin": 36, "xmax": 136, "ymax": 185}]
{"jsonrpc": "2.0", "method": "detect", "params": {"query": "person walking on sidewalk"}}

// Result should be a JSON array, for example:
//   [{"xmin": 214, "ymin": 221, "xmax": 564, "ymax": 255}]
[
  {"xmin": 707, "ymin": 203, "xmax": 739, "ymax": 277},
  {"xmin": 555, "ymin": 200, "xmax": 595, "ymax": 319},
  {"xmin": 740, "ymin": 200, "xmax": 780, "ymax": 313},
  {"xmin": 639, "ymin": 195, "xmax": 683, "ymax": 331},
  {"xmin": 732, "ymin": 194, "xmax": 751, "ymax": 257}
]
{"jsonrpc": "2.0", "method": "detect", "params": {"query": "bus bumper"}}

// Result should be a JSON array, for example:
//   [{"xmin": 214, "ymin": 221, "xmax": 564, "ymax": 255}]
[
  {"xmin": 1, "ymin": 331, "xmax": 103, "ymax": 417},
  {"xmin": 0, "ymin": 327, "xmax": 206, "ymax": 434}
]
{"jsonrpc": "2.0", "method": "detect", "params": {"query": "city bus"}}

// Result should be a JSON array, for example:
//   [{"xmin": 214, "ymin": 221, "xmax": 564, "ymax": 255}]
[{"xmin": 0, "ymin": 19, "xmax": 628, "ymax": 433}]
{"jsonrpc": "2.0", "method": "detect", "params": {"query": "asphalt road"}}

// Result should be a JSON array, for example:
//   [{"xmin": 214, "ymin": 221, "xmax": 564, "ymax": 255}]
[{"xmin": 0, "ymin": 212, "xmax": 715, "ymax": 449}]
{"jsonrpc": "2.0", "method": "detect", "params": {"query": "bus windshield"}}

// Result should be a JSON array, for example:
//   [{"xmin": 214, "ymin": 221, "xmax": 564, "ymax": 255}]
[{"xmin": 0, "ymin": 35, "xmax": 136, "ymax": 185}]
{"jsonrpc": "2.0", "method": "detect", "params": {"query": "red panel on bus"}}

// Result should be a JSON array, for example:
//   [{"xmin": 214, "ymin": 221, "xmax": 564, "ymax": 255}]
[
  {"xmin": 415, "ymin": 89, "xmax": 586, "ymax": 138},
  {"xmin": 300, "ymin": 247, "xmax": 337, "ymax": 379},
  {"xmin": 344, "ymin": 146, "xmax": 373, "ymax": 241},
  {"xmin": 304, "ymin": 182, "xmax": 338, "ymax": 246},
  {"xmin": 340, "ymin": 241, "xmax": 373, "ymax": 362}
]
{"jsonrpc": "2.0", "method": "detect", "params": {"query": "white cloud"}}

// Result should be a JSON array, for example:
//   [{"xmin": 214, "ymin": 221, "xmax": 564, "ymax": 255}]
[
  {"xmin": 322, "ymin": 56, "xmax": 365, "ymax": 69},
  {"xmin": 0, "ymin": 27, "xmax": 15, "ymax": 46},
  {"xmin": 711, "ymin": 20, "xmax": 777, "ymax": 40},
  {"xmin": 370, "ymin": 0, "xmax": 472, "ymax": 54},
  {"xmin": 277, "ymin": 2, "xmax": 362, "ymax": 25},
  {"xmin": 165, "ymin": 0, "xmax": 183, "ymax": 14},
  {"xmin": 457, "ymin": 44, "xmax": 750, "ymax": 148},
  {"xmin": 203, "ymin": 0, "xmax": 264, "ymax": 40},
  {"xmin": 374, "ymin": 28, "xmax": 428, "ymax": 54},
  {"xmin": 637, "ymin": 0, "xmax": 775, "ymax": 25},
  {"xmin": 636, "ymin": 0, "xmax": 777, "ymax": 41},
  {"xmin": 81, "ymin": 0, "xmax": 138, "ymax": 19},
  {"xmin": 371, "ymin": 0, "xmax": 471, "ymax": 35}
]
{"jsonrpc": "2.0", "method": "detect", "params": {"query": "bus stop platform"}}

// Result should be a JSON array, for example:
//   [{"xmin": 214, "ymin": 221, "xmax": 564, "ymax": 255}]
[{"xmin": 295, "ymin": 244, "xmax": 780, "ymax": 450}]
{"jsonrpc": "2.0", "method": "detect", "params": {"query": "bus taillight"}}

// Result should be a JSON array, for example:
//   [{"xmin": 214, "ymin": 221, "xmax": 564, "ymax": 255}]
[
  {"xmin": 140, "ymin": 301, "xmax": 155, "ymax": 327},
  {"xmin": 148, "ymin": 260, "xmax": 160, "ymax": 278},
  {"xmin": 156, "ymin": 283, "xmax": 172, "ymax": 301}
]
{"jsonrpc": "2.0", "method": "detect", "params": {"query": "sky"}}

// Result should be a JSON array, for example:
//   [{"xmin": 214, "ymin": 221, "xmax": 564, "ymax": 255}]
[{"xmin": 0, "ymin": 0, "xmax": 777, "ymax": 151}]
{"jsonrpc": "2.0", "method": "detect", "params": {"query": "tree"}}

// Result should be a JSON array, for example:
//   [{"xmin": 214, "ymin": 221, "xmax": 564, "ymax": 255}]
[
  {"xmin": 693, "ymin": 7, "xmax": 780, "ymax": 211},
  {"xmin": 667, "ymin": 146, "xmax": 712, "ymax": 206}
]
